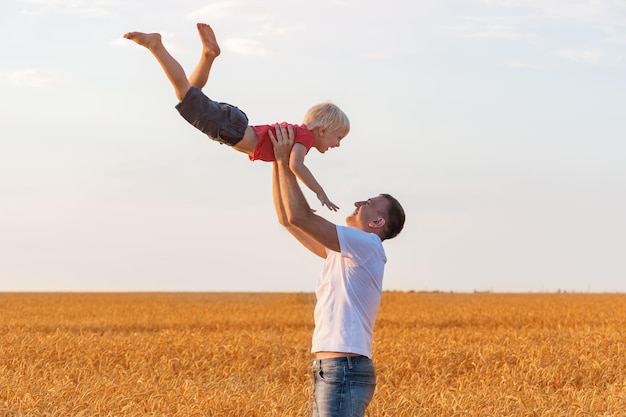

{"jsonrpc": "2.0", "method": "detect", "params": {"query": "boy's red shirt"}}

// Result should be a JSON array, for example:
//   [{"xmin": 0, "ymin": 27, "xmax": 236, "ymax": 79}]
[{"xmin": 250, "ymin": 123, "xmax": 316, "ymax": 162}]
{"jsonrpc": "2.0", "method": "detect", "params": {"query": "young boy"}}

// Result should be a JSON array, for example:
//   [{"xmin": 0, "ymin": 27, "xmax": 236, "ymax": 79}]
[{"xmin": 124, "ymin": 23, "xmax": 349, "ymax": 211}]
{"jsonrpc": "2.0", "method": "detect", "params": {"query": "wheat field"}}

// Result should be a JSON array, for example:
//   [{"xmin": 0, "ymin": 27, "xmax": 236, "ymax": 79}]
[{"xmin": 1, "ymin": 292, "xmax": 625, "ymax": 416}]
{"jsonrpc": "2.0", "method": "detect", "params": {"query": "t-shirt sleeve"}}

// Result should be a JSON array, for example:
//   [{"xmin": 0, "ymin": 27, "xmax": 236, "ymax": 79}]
[
  {"xmin": 337, "ymin": 225, "xmax": 384, "ymax": 263},
  {"xmin": 295, "ymin": 128, "xmax": 316, "ymax": 153}
]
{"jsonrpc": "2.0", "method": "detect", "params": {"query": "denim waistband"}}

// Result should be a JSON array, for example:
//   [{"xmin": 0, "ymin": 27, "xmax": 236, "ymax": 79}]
[{"xmin": 313, "ymin": 355, "xmax": 371, "ymax": 368}]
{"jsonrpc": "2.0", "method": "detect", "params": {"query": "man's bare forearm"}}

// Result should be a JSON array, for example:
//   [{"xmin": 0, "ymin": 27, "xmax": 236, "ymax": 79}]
[
  {"xmin": 272, "ymin": 162, "xmax": 289, "ymax": 226},
  {"xmin": 277, "ymin": 159, "xmax": 311, "ymax": 227},
  {"xmin": 274, "ymin": 160, "xmax": 327, "ymax": 257},
  {"xmin": 270, "ymin": 124, "xmax": 331, "ymax": 257}
]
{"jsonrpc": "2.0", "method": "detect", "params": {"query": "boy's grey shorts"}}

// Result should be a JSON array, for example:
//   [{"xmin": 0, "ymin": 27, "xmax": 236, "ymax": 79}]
[{"xmin": 175, "ymin": 87, "xmax": 249, "ymax": 146}]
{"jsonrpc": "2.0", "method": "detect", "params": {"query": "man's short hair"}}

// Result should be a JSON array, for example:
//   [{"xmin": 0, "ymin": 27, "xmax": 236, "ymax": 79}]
[{"xmin": 380, "ymin": 194, "xmax": 405, "ymax": 240}]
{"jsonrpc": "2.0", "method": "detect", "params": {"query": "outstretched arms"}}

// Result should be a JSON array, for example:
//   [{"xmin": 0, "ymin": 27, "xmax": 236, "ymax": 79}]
[
  {"xmin": 272, "ymin": 162, "xmax": 327, "ymax": 258},
  {"xmin": 288, "ymin": 144, "xmax": 339, "ymax": 211},
  {"xmin": 271, "ymin": 125, "xmax": 341, "ymax": 256}
]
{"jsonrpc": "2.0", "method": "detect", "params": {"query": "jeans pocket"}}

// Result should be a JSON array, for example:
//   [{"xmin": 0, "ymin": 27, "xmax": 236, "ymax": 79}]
[{"xmin": 318, "ymin": 366, "xmax": 344, "ymax": 383}]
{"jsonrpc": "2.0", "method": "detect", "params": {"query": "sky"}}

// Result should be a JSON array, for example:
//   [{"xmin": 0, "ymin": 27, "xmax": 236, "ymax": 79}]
[{"xmin": 1, "ymin": 0, "xmax": 625, "ymax": 293}]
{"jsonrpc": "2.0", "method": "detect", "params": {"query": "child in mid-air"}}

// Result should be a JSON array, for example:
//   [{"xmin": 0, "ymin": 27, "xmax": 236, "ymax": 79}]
[{"xmin": 124, "ymin": 23, "xmax": 349, "ymax": 211}]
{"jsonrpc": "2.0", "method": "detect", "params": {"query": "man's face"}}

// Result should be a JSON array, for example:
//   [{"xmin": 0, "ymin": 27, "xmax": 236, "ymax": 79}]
[{"xmin": 346, "ymin": 196, "xmax": 389, "ymax": 230}]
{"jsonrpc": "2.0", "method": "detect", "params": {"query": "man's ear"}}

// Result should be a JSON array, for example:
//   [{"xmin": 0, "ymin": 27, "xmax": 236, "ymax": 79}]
[{"xmin": 369, "ymin": 217, "xmax": 386, "ymax": 229}]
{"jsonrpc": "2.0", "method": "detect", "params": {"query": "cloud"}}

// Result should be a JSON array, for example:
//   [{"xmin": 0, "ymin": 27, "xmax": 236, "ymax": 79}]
[
  {"xmin": 441, "ymin": 0, "xmax": 625, "ymax": 68},
  {"xmin": 467, "ymin": 24, "xmax": 537, "ymax": 41},
  {"xmin": 497, "ymin": 59, "xmax": 552, "ymax": 69},
  {"xmin": 555, "ymin": 47, "xmax": 608, "ymax": 65},
  {"xmin": 186, "ymin": 1, "xmax": 271, "ymax": 22},
  {"xmin": 223, "ymin": 38, "xmax": 269, "ymax": 56},
  {"xmin": 607, "ymin": 34, "xmax": 626, "ymax": 44},
  {"xmin": 448, "ymin": 0, "xmax": 626, "ymax": 42},
  {"xmin": 442, "ymin": 17, "xmax": 541, "ymax": 42},
  {"xmin": 255, "ymin": 23, "xmax": 306, "ymax": 37},
  {"xmin": 477, "ymin": 0, "xmax": 626, "ymax": 39},
  {"xmin": 18, "ymin": 0, "xmax": 120, "ymax": 17},
  {"xmin": 1, "ymin": 69, "xmax": 58, "ymax": 88},
  {"xmin": 362, "ymin": 51, "xmax": 393, "ymax": 60}
]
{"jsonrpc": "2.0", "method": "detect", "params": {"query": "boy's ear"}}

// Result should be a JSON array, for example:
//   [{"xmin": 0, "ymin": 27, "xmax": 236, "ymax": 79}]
[
  {"xmin": 369, "ymin": 217, "xmax": 386, "ymax": 229},
  {"xmin": 317, "ymin": 126, "xmax": 327, "ymax": 136}
]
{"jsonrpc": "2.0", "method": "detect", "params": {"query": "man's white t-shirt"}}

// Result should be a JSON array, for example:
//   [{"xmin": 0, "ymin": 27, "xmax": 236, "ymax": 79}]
[{"xmin": 311, "ymin": 225, "xmax": 387, "ymax": 359}]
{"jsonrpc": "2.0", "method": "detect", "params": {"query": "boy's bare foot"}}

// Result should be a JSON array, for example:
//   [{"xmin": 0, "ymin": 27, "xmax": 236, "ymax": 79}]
[
  {"xmin": 197, "ymin": 23, "xmax": 221, "ymax": 58},
  {"xmin": 123, "ymin": 32, "xmax": 162, "ymax": 50}
]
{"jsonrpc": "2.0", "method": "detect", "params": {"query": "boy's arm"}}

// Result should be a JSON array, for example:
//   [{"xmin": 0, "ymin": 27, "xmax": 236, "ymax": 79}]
[
  {"xmin": 272, "ymin": 162, "xmax": 327, "ymax": 258},
  {"xmin": 289, "ymin": 144, "xmax": 339, "ymax": 211},
  {"xmin": 271, "ymin": 126, "xmax": 341, "ymax": 253}
]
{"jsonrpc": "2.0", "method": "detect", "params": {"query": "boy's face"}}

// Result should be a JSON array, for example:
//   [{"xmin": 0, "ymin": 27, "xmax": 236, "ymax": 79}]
[{"xmin": 315, "ymin": 127, "xmax": 345, "ymax": 153}]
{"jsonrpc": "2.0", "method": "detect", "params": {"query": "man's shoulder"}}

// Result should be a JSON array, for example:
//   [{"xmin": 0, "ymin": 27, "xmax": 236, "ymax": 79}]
[
  {"xmin": 337, "ymin": 226, "xmax": 386, "ymax": 262},
  {"xmin": 338, "ymin": 226, "xmax": 382, "ymax": 245}
]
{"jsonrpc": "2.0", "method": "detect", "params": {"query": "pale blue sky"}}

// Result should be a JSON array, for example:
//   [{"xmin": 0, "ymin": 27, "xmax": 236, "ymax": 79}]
[{"xmin": 1, "ymin": 0, "xmax": 625, "ymax": 292}]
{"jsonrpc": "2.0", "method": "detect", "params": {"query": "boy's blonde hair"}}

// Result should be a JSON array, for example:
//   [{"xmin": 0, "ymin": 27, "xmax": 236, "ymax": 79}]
[{"xmin": 303, "ymin": 101, "xmax": 350, "ymax": 136}]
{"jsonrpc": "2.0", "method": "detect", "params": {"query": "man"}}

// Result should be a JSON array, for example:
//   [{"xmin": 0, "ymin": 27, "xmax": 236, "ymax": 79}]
[{"xmin": 269, "ymin": 125, "xmax": 405, "ymax": 417}]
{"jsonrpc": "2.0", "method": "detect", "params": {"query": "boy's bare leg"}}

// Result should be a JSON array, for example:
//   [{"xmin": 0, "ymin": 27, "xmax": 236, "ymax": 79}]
[
  {"xmin": 188, "ymin": 23, "xmax": 221, "ymax": 89},
  {"xmin": 124, "ymin": 31, "xmax": 191, "ymax": 101}
]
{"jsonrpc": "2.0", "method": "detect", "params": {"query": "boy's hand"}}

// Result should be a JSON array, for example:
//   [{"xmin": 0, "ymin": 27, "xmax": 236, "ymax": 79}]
[
  {"xmin": 269, "ymin": 123, "xmax": 294, "ymax": 162},
  {"xmin": 318, "ymin": 193, "xmax": 340, "ymax": 212}
]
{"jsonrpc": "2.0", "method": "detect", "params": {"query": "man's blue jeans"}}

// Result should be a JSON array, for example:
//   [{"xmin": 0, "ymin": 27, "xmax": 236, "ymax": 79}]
[{"xmin": 312, "ymin": 356, "xmax": 376, "ymax": 417}]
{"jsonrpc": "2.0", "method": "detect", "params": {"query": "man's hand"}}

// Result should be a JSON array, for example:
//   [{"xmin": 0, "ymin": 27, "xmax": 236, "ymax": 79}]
[{"xmin": 269, "ymin": 123, "xmax": 294, "ymax": 162}]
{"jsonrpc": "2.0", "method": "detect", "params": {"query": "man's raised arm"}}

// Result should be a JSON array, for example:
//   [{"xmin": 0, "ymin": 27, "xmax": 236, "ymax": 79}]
[
  {"xmin": 270, "ymin": 125, "xmax": 340, "ymax": 254},
  {"xmin": 272, "ymin": 160, "xmax": 326, "ymax": 258}
]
